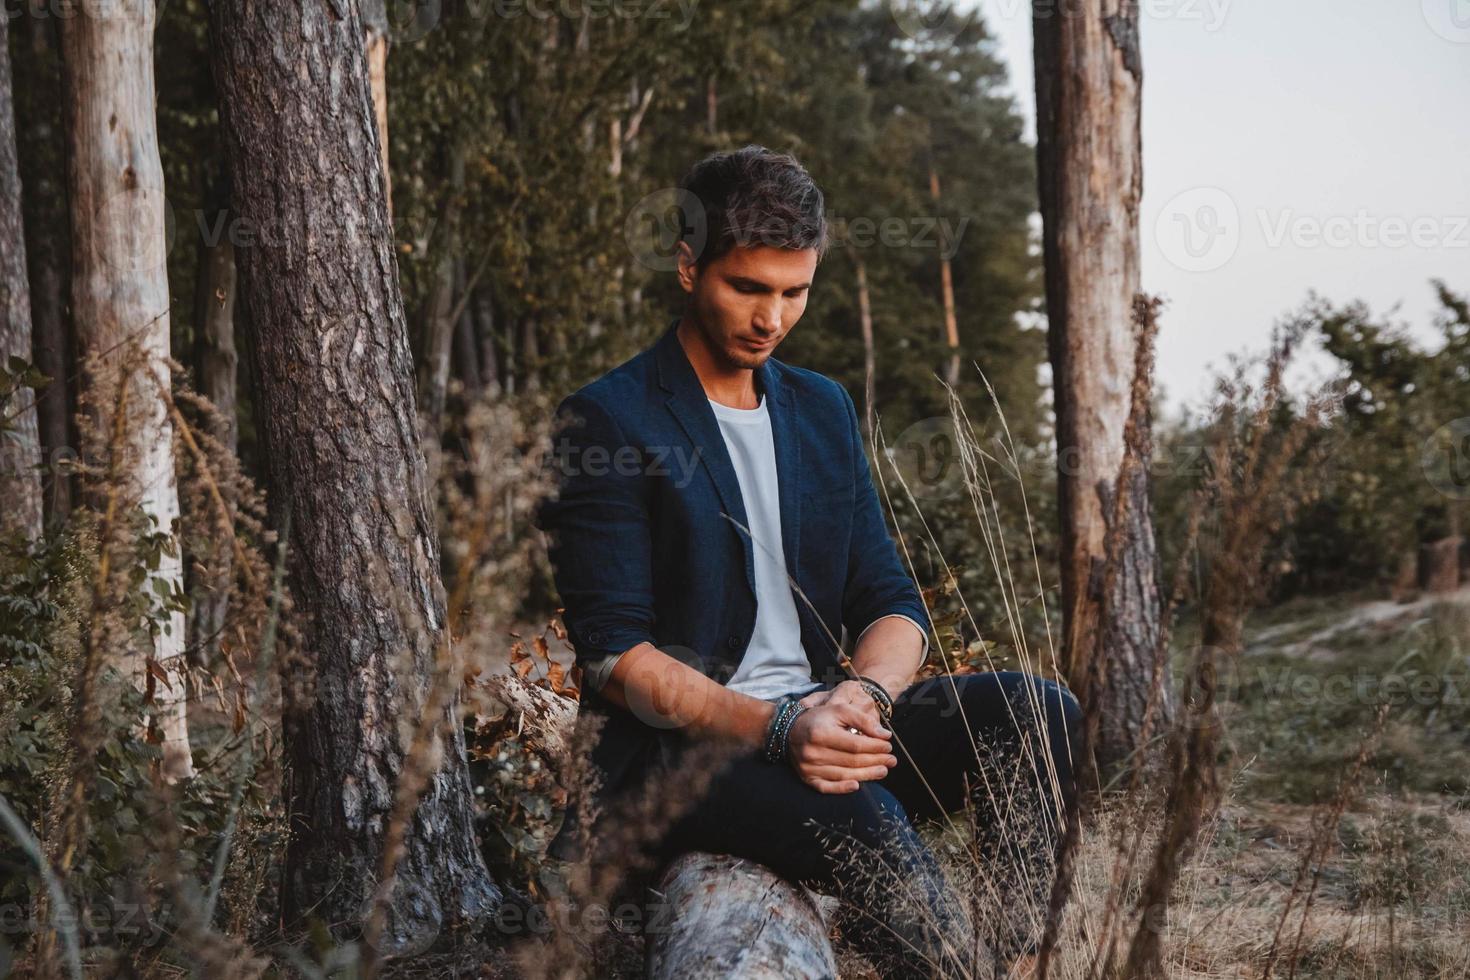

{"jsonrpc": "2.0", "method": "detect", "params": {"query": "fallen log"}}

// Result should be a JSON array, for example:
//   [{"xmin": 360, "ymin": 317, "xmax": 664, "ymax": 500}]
[
  {"xmin": 645, "ymin": 851, "xmax": 838, "ymax": 980},
  {"xmin": 480, "ymin": 673, "xmax": 841, "ymax": 978}
]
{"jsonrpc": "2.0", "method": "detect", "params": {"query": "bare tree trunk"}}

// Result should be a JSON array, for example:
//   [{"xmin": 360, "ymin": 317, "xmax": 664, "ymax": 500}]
[
  {"xmin": 188, "ymin": 170, "xmax": 237, "ymax": 664},
  {"xmin": 520, "ymin": 315, "xmax": 540, "ymax": 393},
  {"xmin": 474, "ymin": 286, "xmax": 501, "ymax": 399},
  {"xmin": 16, "ymin": 12, "xmax": 73, "ymax": 524},
  {"xmin": 0, "ymin": 14, "xmax": 43, "ymax": 544},
  {"xmin": 929, "ymin": 166, "xmax": 961, "ymax": 389},
  {"xmin": 706, "ymin": 74, "xmax": 718, "ymax": 135},
  {"xmin": 1033, "ymin": 0, "xmax": 1166, "ymax": 771},
  {"xmin": 419, "ymin": 145, "xmax": 463, "ymax": 433},
  {"xmin": 361, "ymin": 0, "xmax": 391, "ymax": 221},
  {"xmin": 59, "ymin": 0, "xmax": 193, "ymax": 780},
  {"xmin": 451, "ymin": 255, "xmax": 482, "ymax": 400},
  {"xmin": 209, "ymin": 0, "xmax": 501, "ymax": 947},
  {"xmin": 854, "ymin": 254, "xmax": 876, "ymax": 449}
]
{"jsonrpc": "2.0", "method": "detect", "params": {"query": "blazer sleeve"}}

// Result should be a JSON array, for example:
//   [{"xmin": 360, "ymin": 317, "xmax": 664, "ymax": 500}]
[
  {"xmin": 534, "ymin": 390, "xmax": 656, "ymax": 693},
  {"xmin": 835, "ymin": 383, "xmax": 933, "ymax": 652}
]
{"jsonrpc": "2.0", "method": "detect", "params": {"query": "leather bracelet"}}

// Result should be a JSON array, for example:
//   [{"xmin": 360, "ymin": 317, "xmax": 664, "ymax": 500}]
[
  {"xmin": 856, "ymin": 675, "xmax": 895, "ymax": 719},
  {"xmin": 763, "ymin": 697, "xmax": 806, "ymax": 764}
]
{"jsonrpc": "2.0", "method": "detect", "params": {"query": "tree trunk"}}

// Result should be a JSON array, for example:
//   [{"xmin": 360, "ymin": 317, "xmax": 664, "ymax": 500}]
[
  {"xmin": 16, "ymin": 11, "xmax": 73, "ymax": 525},
  {"xmin": 928, "ymin": 166, "xmax": 960, "ymax": 389},
  {"xmin": 1032, "ymin": 0, "xmax": 1167, "ymax": 771},
  {"xmin": 450, "ymin": 255, "xmax": 482, "ymax": 399},
  {"xmin": 419, "ymin": 145, "xmax": 463, "ymax": 433},
  {"xmin": 473, "ymin": 286, "xmax": 501, "ymax": 399},
  {"xmin": 854, "ymin": 254, "xmax": 875, "ymax": 450},
  {"xmin": 477, "ymin": 674, "xmax": 839, "ymax": 980},
  {"xmin": 361, "ymin": 0, "xmax": 391, "ymax": 221},
  {"xmin": 59, "ymin": 0, "xmax": 193, "ymax": 780},
  {"xmin": 646, "ymin": 852, "xmax": 838, "ymax": 980},
  {"xmin": 188, "ymin": 171, "xmax": 237, "ymax": 665},
  {"xmin": 208, "ymin": 0, "xmax": 500, "ymax": 948},
  {"xmin": 0, "ymin": 14, "xmax": 43, "ymax": 544}
]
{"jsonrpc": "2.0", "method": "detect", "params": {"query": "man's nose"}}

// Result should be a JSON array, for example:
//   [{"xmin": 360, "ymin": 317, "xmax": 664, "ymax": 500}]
[{"xmin": 754, "ymin": 296, "xmax": 783, "ymax": 333}]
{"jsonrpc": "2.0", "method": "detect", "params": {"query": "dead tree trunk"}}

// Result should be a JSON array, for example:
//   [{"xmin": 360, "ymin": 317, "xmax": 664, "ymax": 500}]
[
  {"xmin": 646, "ymin": 852, "xmax": 838, "ymax": 980},
  {"xmin": 418, "ymin": 145, "xmax": 464, "ymax": 434},
  {"xmin": 361, "ymin": 0, "xmax": 391, "ymax": 221},
  {"xmin": 188, "ymin": 170, "xmax": 237, "ymax": 664},
  {"xmin": 854, "ymin": 254, "xmax": 876, "ymax": 449},
  {"xmin": 59, "ymin": 0, "xmax": 193, "ymax": 780},
  {"xmin": 928, "ymin": 166, "xmax": 960, "ymax": 389},
  {"xmin": 209, "ymin": 0, "xmax": 501, "ymax": 949},
  {"xmin": 1033, "ymin": 0, "xmax": 1167, "ymax": 771},
  {"xmin": 0, "ymin": 13, "xmax": 43, "ymax": 543},
  {"xmin": 15, "ymin": 10, "xmax": 73, "ymax": 525},
  {"xmin": 477, "ymin": 674, "xmax": 839, "ymax": 980}
]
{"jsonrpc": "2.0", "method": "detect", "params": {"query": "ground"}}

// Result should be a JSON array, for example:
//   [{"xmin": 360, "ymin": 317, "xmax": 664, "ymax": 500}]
[{"xmin": 459, "ymin": 587, "xmax": 1470, "ymax": 978}]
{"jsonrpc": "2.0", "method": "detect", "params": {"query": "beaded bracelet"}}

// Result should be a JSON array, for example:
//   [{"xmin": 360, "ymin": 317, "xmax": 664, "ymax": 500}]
[
  {"xmin": 762, "ymin": 696, "xmax": 807, "ymax": 764},
  {"xmin": 856, "ymin": 675, "xmax": 895, "ymax": 720}
]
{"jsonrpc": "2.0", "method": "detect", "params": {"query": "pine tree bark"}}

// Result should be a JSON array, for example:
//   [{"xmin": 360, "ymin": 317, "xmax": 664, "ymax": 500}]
[
  {"xmin": 1033, "ymin": 0, "xmax": 1168, "ymax": 771},
  {"xmin": 0, "ymin": 13, "xmax": 43, "ymax": 544},
  {"xmin": 208, "ymin": 0, "xmax": 501, "ymax": 947},
  {"xmin": 59, "ymin": 0, "xmax": 193, "ymax": 779}
]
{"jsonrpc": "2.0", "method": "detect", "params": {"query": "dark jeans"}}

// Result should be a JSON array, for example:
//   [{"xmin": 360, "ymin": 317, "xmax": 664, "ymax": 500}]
[{"xmin": 641, "ymin": 671, "xmax": 1082, "ymax": 978}]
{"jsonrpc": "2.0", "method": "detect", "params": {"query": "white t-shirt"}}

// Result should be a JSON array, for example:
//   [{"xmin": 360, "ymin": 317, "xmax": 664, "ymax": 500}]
[
  {"xmin": 580, "ymin": 391, "xmax": 929, "ymax": 700},
  {"xmin": 705, "ymin": 393, "xmax": 824, "ymax": 701}
]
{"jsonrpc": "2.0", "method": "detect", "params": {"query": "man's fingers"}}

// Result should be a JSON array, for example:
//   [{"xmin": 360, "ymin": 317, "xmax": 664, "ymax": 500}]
[
  {"xmin": 809, "ymin": 777, "xmax": 861, "ymax": 794},
  {"xmin": 810, "ymin": 764, "xmax": 891, "ymax": 784},
  {"xmin": 834, "ymin": 701, "xmax": 889, "ymax": 739},
  {"xmin": 803, "ymin": 745, "xmax": 896, "ymax": 769}
]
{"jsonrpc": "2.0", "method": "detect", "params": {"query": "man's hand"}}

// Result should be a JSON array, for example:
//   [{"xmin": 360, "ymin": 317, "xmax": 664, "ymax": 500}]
[{"xmin": 785, "ymin": 699, "xmax": 896, "ymax": 794}]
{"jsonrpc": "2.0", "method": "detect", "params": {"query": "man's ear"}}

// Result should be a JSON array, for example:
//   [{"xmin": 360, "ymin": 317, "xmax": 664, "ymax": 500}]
[{"xmin": 675, "ymin": 240, "xmax": 699, "ymax": 294}]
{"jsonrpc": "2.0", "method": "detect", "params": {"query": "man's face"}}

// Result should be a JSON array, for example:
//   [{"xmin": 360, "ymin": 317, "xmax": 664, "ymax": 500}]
[{"xmin": 677, "ymin": 242, "xmax": 818, "ymax": 370}]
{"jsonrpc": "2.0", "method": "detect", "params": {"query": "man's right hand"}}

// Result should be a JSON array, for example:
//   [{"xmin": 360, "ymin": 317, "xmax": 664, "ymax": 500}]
[{"xmin": 785, "ymin": 700, "xmax": 897, "ymax": 793}]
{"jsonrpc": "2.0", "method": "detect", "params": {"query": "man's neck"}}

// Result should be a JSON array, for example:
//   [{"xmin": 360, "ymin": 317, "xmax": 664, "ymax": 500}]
[{"xmin": 675, "ymin": 317, "xmax": 761, "ymax": 409}]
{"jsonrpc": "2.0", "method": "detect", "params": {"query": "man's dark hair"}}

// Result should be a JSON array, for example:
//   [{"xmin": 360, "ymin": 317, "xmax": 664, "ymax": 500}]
[{"xmin": 677, "ymin": 144, "xmax": 829, "ymax": 268}]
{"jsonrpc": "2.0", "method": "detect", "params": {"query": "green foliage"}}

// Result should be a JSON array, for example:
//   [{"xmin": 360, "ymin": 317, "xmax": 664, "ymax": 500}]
[{"xmin": 0, "ymin": 523, "xmax": 276, "ymax": 955}]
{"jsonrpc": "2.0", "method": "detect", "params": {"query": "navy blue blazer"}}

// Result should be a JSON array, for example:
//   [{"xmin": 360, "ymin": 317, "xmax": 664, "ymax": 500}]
[{"xmin": 534, "ymin": 318, "xmax": 931, "ymax": 847}]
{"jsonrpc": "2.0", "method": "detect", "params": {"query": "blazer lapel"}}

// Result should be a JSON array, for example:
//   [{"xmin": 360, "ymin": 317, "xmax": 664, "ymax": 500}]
[
  {"xmin": 760, "ymin": 359, "xmax": 802, "ymax": 587},
  {"xmin": 655, "ymin": 322, "xmax": 756, "ymax": 597},
  {"xmin": 654, "ymin": 321, "xmax": 804, "ymax": 599}
]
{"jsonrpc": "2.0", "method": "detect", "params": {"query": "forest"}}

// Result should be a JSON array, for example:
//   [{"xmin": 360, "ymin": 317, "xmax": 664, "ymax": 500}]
[{"xmin": 1, "ymin": 0, "xmax": 1467, "ymax": 977}]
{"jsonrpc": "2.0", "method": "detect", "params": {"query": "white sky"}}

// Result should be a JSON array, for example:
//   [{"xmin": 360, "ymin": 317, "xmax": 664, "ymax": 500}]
[{"xmin": 957, "ymin": 0, "xmax": 1470, "ymax": 417}]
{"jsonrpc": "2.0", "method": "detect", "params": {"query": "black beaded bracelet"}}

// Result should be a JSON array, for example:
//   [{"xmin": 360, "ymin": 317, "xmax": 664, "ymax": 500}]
[
  {"xmin": 856, "ymin": 675, "xmax": 895, "ymax": 719},
  {"xmin": 762, "ymin": 697, "xmax": 806, "ymax": 764}
]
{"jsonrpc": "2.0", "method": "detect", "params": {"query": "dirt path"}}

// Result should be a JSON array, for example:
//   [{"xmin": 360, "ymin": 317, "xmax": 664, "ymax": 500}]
[{"xmin": 1248, "ymin": 584, "xmax": 1470, "ymax": 659}]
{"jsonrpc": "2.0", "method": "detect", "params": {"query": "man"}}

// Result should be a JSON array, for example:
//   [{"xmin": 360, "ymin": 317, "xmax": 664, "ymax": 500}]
[{"xmin": 535, "ymin": 145, "xmax": 1079, "ymax": 976}]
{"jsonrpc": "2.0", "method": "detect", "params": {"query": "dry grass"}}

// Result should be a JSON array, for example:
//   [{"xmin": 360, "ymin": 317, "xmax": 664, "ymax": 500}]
[{"xmin": 4, "ymin": 322, "xmax": 1467, "ymax": 980}]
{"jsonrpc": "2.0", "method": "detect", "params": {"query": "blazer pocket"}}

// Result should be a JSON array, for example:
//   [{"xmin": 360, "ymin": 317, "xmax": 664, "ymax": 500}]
[{"xmin": 800, "ymin": 485, "xmax": 853, "ymax": 540}]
